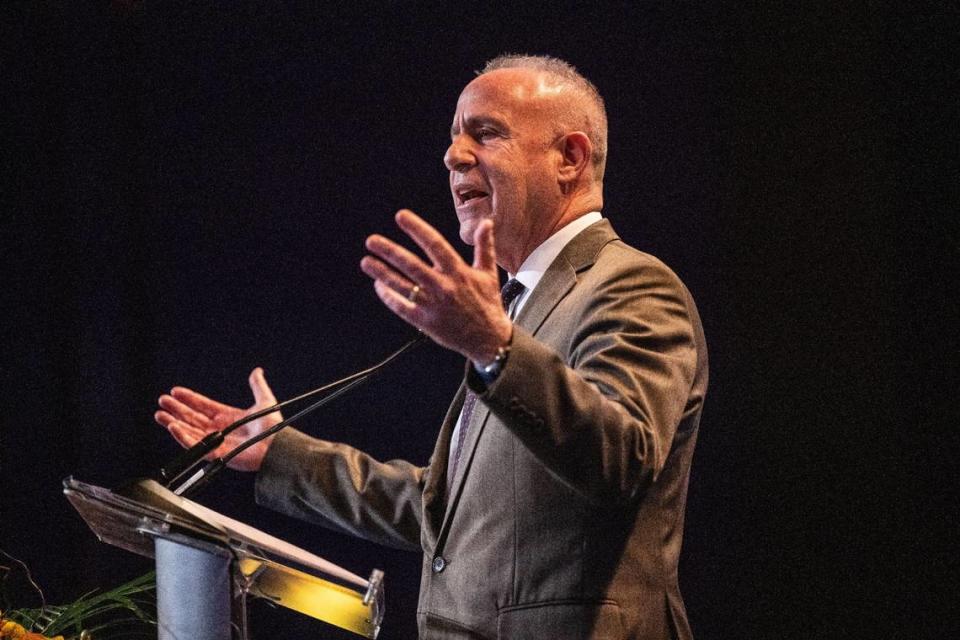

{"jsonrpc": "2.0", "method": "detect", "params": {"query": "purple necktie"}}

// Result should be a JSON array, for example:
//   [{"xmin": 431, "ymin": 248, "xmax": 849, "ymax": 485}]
[{"xmin": 449, "ymin": 278, "xmax": 526, "ymax": 482}]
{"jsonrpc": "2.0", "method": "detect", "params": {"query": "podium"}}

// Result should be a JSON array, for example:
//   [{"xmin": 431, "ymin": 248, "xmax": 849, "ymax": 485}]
[{"xmin": 64, "ymin": 477, "xmax": 385, "ymax": 639}]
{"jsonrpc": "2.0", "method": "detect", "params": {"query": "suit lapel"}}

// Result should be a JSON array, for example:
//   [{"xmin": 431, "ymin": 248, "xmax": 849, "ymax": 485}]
[
  {"xmin": 442, "ymin": 382, "xmax": 491, "ymax": 522},
  {"xmin": 421, "ymin": 383, "xmax": 467, "ymax": 546},
  {"xmin": 513, "ymin": 258, "xmax": 577, "ymax": 334},
  {"xmin": 515, "ymin": 219, "xmax": 619, "ymax": 334},
  {"xmin": 433, "ymin": 219, "xmax": 621, "ymax": 543}
]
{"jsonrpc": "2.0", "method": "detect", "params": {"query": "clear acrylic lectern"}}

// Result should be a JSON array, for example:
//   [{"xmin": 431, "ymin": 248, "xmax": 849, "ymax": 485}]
[{"xmin": 64, "ymin": 477, "xmax": 384, "ymax": 639}]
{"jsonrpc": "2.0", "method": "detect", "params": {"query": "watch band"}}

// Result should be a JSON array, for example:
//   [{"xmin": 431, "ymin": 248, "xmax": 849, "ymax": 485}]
[{"xmin": 476, "ymin": 344, "xmax": 511, "ymax": 383}]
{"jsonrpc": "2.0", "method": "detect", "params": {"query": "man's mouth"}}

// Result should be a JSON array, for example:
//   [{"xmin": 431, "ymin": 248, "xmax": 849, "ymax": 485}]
[{"xmin": 455, "ymin": 187, "xmax": 489, "ymax": 206}]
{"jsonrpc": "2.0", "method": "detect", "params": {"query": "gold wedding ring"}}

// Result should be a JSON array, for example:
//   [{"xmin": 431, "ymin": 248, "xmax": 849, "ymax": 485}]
[{"xmin": 407, "ymin": 284, "xmax": 421, "ymax": 303}]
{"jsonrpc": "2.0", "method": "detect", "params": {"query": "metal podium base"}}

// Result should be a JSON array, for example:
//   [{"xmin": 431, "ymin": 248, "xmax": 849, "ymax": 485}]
[{"xmin": 155, "ymin": 533, "xmax": 243, "ymax": 640}]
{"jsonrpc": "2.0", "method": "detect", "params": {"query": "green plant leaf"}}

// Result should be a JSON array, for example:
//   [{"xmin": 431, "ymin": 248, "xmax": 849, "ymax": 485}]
[{"xmin": 4, "ymin": 571, "xmax": 156, "ymax": 639}]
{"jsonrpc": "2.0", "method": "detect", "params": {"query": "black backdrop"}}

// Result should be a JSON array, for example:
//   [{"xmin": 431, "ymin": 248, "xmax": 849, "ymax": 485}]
[{"xmin": 2, "ymin": 2, "xmax": 955, "ymax": 638}]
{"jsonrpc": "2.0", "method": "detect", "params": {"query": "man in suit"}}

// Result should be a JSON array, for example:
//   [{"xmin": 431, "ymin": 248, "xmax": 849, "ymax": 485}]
[{"xmin": 156, "ymin": 54, "xmax": 708, "ymax": 639}]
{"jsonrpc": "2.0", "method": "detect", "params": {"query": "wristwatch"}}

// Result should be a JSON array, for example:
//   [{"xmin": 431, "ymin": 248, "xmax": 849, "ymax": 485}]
[{"xmin": 475, "ymin": 344, "xmax": 511, "ymax": 384}]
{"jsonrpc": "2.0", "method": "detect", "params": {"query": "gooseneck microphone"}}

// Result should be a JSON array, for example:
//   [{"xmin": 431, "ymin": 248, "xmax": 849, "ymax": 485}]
[{"xmin": 159, "ymin": 332, "xmax": 429, "ymax": 496}]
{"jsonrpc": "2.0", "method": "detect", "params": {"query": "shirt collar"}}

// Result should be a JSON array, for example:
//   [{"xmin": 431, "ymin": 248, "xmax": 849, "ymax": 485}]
[{"xmin": 509, "ymin": 211, "xmax": 603, "ymax": 314}]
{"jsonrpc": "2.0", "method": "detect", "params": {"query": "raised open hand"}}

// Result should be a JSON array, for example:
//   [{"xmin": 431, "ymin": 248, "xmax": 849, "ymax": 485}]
[
  {"xmin": 361, "ymin": 209, "xmax": 512, "ymax": 364},
  {"xmin": 154, "ymin": 367, "xmax": 282, "ymax": 471}
]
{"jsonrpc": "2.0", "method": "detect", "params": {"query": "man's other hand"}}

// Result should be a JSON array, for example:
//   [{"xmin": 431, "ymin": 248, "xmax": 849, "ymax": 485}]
[{"xmin": 154, "ymin": 367, "xmax": 282, "ymax": 472}]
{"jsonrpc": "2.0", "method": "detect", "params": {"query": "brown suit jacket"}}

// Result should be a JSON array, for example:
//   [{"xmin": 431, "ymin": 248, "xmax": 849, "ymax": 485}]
[{"xmin": 256, "ymin": 219, "xmax": 708, "ymax": 639}]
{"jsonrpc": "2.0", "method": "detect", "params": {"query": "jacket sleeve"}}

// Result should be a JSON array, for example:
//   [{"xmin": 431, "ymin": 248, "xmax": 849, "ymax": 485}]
[
  {"xmin": 255, "ymin": 428, "xmax": 425, "ymax": 551},
  {"xmin": 470, "ymin": 255, "xmax": 705, "ymax": 506}
]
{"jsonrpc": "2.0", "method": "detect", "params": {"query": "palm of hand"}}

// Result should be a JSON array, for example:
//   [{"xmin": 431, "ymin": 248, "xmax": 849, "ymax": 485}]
[
  {"xmin": 155, "ymin": 368, "xmax": 282, "ymax": 472},
  {"xmin": 209, "ymin": 402, "xmax": 283, "ymax": 460}
]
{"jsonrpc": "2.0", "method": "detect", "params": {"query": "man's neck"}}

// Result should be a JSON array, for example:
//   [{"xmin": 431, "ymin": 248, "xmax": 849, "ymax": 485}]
[{"xmin": 501, "ymin": 194, "xmax": 602, "ymax": 273}]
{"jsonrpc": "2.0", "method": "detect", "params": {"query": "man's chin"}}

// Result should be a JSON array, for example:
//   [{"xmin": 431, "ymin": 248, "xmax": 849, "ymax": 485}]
[{"xmin": 458, "ymin": 219, "xmax": 480, "ymax": 246}]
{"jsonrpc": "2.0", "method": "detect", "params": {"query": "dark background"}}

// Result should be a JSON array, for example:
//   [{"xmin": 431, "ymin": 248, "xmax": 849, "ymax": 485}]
[{"xmin": 2, "ymin": 1, "xmax": 956, "ymax": 638}]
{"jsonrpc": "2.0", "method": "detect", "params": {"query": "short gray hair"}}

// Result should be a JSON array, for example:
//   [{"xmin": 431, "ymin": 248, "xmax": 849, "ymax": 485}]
[{"xmin": 480, "ymin": 54, "xmax": 608, "ymax": 180}]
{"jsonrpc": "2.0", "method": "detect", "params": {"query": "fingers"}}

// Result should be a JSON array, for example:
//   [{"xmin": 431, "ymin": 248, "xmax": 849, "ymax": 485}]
[
  {"xmin": 154, "ymin": 406, "xmax": 213, "ymax": 443},
  {"xmin": 156, "ymin": 409, "xmax": 234, "ymax": 458},
  {"xmin": 365, "ymin": 233, "xmax": 436, "ymax": 288},
  {"xmin": 154, "ymin": 409, "xmax": 176, "ymax": 429},
  {"xmin": 360, "ymin": 255, "xmax": 421, "ymax": 299},
  {"xmin": 157, "ymin": 393, "xmax": 214, "ymax": 430},
  {"xmin": 361, "ymin": 207, "xmax": 506, "ymax": 360},
  {"xmin": 157, "ymin": 414, "xmax": 203, "ymax": 448},
  {"xmin": 394, "ymin": 209, "xmax": 462, "ymax": 272},
  {"xmin": 169, "ymin": 386, "xmax": 232, "ymax": 419},
  {"xmin": 373, "ymin": 279, "xmax": 419, "ymax": 320},
  {"xmin": 248, "ymin": 367, "xmax": 277, "ymax": 407},
  {"xmin": 472, "ymin": 218, "xmax": 497, "ymax": 273},
  {"xmin": 363, "ymin": 209, "xmax": 469, "ymax": 303}
]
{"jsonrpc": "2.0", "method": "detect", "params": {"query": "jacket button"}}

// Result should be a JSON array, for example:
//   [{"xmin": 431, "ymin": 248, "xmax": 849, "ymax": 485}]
[{"xmin": 432, "ymin": 556, "xmax": 446, "ymax": 573}]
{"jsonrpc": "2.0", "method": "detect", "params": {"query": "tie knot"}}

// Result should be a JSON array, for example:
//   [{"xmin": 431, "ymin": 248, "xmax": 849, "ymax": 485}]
[{"xmin": 500, "ymin": 278, "xmax": 526, "ymax": 312}]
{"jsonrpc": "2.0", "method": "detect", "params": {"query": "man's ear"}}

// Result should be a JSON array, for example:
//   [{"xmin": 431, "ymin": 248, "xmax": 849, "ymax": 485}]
[{"xmin": 557, "ymin": 131, "xmax": 593, "ymax": 186}]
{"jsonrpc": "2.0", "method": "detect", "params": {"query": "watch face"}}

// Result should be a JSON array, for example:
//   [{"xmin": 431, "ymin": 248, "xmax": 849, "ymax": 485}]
[{"xmin": 482, "ymin": 346, "xmax": 509, "ymax": 377}]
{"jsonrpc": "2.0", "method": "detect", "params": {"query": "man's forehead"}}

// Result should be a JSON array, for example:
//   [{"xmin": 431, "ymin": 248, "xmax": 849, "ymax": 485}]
[
  {"xmin": 453, "ymin": 69, "xmax": 562, "ymax": 123},
  {"xmin": 460, "ymin": 68, "xmax": 561, "ymax": 104}
]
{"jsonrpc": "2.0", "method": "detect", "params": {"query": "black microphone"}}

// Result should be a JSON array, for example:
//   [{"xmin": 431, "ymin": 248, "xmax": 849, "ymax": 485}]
[
  {"xmin": 160, "ymin": 432, "xmax": 224, "ymax": 487},
  {"xmin": 165, "ymin": 332, "xmax": 429, "ymax": 497}
]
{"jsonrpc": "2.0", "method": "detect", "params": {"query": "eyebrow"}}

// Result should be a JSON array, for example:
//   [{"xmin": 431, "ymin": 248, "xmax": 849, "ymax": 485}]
[{"xmin": 450, "ymin": 115, "xmax": 508, "ymax": 139}]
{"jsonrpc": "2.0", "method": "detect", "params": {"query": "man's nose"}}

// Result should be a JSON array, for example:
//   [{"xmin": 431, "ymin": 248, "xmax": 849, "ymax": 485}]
[{"xmin": 444, "ymin": 136, "xmax": 475, "ymax": 172}]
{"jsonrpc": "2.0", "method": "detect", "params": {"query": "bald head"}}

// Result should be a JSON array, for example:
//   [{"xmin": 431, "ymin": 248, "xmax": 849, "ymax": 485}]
[
  {"xmin": 444, "ymin": 58, "xmax": 606, "ymax": 271},
  {"xmin": 479, "ymin": 54, "xmax": 608, "ymax": 181}
]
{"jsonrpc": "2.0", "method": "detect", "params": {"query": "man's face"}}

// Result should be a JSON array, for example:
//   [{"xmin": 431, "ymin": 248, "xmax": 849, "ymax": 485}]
[{"xmin": 444, "ymin": 69, "xmax": 563, "ymax": 271}]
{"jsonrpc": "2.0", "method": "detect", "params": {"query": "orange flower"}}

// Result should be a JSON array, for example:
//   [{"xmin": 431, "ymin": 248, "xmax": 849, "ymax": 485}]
[{"xmin": 0, "ymin": 619, "xmax": 64, "ymax": 640}]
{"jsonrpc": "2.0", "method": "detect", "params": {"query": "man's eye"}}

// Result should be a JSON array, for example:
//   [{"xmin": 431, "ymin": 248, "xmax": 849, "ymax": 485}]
[{"xmin": 476, "ymin": 128, "xmax": 497, "ymax": 140}]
